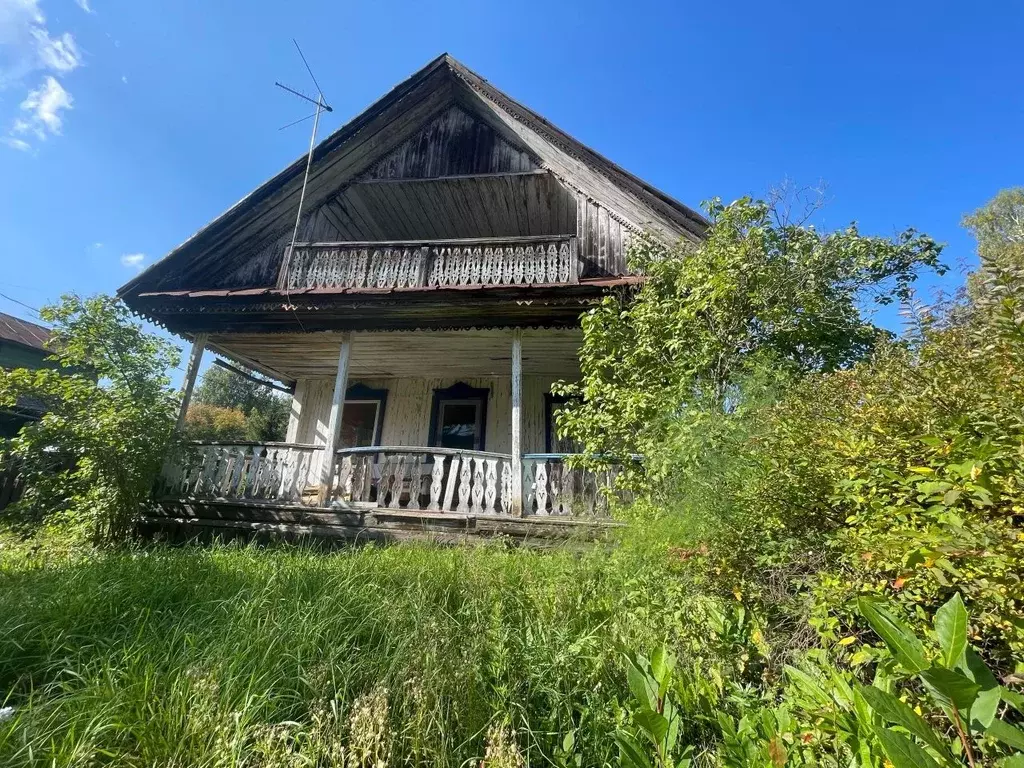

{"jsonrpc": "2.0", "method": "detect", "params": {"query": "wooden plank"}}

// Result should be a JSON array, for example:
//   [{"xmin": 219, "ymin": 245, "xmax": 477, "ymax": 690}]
[
  {"xmin": 510, "ymin": 329, "xmax": 523, "ymax": 517},
  {"xmin": 317, "ymin": 333, "xmax": 353, "ymax": 503},
  {"xmin": 176, "ymin": 333, "xmax": 208, "ymax": 432}
]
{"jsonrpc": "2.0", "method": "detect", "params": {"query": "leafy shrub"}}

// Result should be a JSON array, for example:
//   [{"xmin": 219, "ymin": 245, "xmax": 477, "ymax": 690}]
[
  {"xmin": 0, "ymin": 295, "xmax": 180, "ymax": 544},
  {"xmin": 183, "ymin": 402, "xmax": 248, "ymax": 442},
  {"xmin": 193, "ymin": 364, "xmax": 290, "ymax": 442}
]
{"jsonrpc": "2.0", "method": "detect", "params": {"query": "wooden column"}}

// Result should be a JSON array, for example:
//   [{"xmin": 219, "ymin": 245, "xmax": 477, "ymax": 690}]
[
  {"xmin": 175, "ymin": 333, "xmax": 208, "ymax": 432},
  {"xmin": 318, "ymin": 333, "xmax": 353, "ymax": 505},
  {"xmin": 510, "ymin": 329, "xmax": 524, "ymax": 517}
]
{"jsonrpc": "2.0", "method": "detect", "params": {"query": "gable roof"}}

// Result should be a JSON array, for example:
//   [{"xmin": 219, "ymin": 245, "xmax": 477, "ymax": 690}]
[
  {"xmin": 0, "ymin": 311, "xmax": 50, "ymax": 352},
  {"xmin": 119, "ymin": 54, "xmax": 706, "ymax": 297}
]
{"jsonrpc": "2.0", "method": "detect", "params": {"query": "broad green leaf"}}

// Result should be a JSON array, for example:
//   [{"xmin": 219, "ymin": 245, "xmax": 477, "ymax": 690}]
[
  {"xmin": 961, "ymin": 648, "xmax": 1000, "ymax": 729},
  {"xmin": 627, "ymin": 659, "xmax": 657, "ymax": 712},
  {"xmin": 934, "ymin": 594, "xmax": 967, "ymax": 668},
  {"xmin": 633, "ymin": 709, "xmax": 670, "ymax": 746},
  {"xmin": 785, "ymin": 665, "xmax": 834, "ymax": 709},
  {"xmin": 857, "ymin": 598, "xmax": 929, "ymax": 673},
  {"xmin": 561, "ymin": 731, "xmax": 574, "ymax": 753},
  {"xmin": 999, "ymin": 755, "xmax": 1024, "ymax": 768},
  {"xmin": 858, "ymin": 685, "xmax": 955, "ymax": 765},
  {"xmin": 987, "ymin": 718, "xmax": 1024, "ymax": 751},
  {"xmin": 876, "ymin": 728, "xmax": 944, "ymax": 768},
  {"xmin": 919, "ymin": 667, "xmax": 981, "ymax": 711},
  {"xmin": 1003, "ymin": 687, "xmax": 1024, "ymax": 714},
  {"xmin": 613, "ymin": 731, "xmax": 655, "ymax": 768}
]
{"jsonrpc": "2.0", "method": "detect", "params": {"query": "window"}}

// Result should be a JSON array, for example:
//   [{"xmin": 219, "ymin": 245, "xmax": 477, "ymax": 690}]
[
  {"xmin": 545, "ymin": 393, "xmax": 582, "ymax": 454},
  {"xmin": 339, "ymin": 384, "xmax": 387, "ymax": 448},
  {"xmin": 429, "ymin": 383, "xmax": 488, "ymax": 451}
]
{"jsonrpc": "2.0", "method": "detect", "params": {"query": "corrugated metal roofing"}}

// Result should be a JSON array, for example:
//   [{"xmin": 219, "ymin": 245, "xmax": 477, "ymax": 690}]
[{"xmin": 0, "ymin": 311, "xmax": 50, "ymax": 351}]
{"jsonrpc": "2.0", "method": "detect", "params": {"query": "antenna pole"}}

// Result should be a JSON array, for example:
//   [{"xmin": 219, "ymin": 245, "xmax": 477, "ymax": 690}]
[{"xmin": 280, "ymin": 94, "xmax": 324, "ymax": 297}]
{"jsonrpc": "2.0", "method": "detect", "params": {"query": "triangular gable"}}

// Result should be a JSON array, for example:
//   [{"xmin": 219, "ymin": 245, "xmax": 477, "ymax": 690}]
[
  {"xmin": 361, "ymin": 104, "xmax": 540, "ymax": 180},
  {"xmin": 119, "ymin": 54, "xmax": 706, "ymax": 296}
]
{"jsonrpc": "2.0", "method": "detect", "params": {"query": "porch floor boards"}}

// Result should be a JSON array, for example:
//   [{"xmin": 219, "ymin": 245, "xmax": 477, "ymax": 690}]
[{"xmin": 141, "ymin": 498, "xmax": 621, "ymax": 547}]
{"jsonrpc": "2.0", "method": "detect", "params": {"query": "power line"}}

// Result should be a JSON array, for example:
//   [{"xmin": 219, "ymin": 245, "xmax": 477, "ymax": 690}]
[{"xmin": 0, "ymin": 292, "xmax": 45, "ymax": 320}]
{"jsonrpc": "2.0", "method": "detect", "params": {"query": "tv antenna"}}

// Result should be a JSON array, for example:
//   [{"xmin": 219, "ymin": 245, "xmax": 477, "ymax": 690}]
[{"xmin": 275, "ymin": 39, "xmax": 334, "ymax": 330}]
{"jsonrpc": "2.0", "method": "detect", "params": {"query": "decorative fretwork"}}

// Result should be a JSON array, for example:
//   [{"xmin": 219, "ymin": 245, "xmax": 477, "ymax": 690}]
[
  {"xmin": 158, "ymin": 443, "xmax": 630, "ymax": 519},
  {"xmin": 156, "ymin": 443, "xmax": 324, "ymax": 506},
  {"xmin": 284, "ymin": 237, "xmax": 577, "ymax": 291},
  {"xmin": 520, "ymin": 455, "xmax": 631, "ymax": 518}
]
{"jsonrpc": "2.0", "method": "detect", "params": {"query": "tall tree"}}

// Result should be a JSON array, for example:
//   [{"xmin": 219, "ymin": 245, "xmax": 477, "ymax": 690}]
[
  {"xmin": 0, "ymin": 295, "xmax": 180, "ymax": 543},
  {"xmin": 193, "ymin": 365, "xmax": 290, "ymax": 442},
  {"xmin": 553, "ymin": 196, "xmax": 945, "ymax": 465}
]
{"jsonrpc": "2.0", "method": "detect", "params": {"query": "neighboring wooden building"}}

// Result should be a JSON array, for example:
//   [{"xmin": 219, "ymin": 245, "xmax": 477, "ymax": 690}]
[
  {"xmin": 119, "ymin": 54, "xmax": 706, "ymax": 542},
  {"xmin": 0, "ymin": 312, "xmax": 53, "ymax": 439}
]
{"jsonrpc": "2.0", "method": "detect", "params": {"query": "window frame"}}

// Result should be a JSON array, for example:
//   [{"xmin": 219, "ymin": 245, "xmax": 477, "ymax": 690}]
[
  {"xmin": 341, "ymin": 383, "xmax": 388, "ymax": 448},
  {"xmin": 544, "ymin": 392, "xmax": 581, "ymax": 454},
  {"xmin": 428, "ymin": 382, "xmax": 489, "ymax": 451}
]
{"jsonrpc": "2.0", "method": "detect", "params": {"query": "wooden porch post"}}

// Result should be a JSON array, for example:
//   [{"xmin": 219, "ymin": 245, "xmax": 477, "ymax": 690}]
[
  {"xmin": 318, "ymin": 332, "xmax": 353, "ymax": 505},
  {"xmin": 175, "ymin": 333, "xmax": 208, "ymax": 432},
  {"xmin": 510, "ymin": 329, "xmax": 524, "ymax": 517}
]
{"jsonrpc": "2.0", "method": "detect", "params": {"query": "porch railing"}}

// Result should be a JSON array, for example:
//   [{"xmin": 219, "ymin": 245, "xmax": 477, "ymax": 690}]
[
  {"xmin": 522, "ymin": 454, "xmax": 629, "ymax": 517},
  {"xmin": 282, "ymin": 235, "xmax": 578, "ymax": 292},
  {"xmin": 326, "ymin": 446, "xmax": 515, "ymax": 515},
  {"xmin": 158, "ymin": 444, "xmax": 628, "ymax": 518},
  {"xmin": 156, "ymin": 442, "xmax": 324, "ymax": 506}
]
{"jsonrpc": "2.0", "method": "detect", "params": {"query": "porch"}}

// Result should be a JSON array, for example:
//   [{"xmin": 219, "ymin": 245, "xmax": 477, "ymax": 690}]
[{"xmin": 151, "ymin": 328, "xmax": 630, "ymax": 543}]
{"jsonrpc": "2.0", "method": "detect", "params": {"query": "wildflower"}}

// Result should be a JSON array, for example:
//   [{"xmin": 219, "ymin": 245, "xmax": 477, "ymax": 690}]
[{"xmin": 481, "ymin": 723, "xmax": 524, "ymax": 768}]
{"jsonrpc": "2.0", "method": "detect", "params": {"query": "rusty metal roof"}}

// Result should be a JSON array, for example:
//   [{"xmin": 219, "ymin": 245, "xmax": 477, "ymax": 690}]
[{"xmin": 0, "ymin": 311, "xmax": 50, "ymax": 351}]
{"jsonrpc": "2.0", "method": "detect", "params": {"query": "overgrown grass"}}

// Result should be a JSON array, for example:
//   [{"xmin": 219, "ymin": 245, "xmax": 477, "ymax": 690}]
[{"xmin": 0, "ymin": 525, "xmax": 704, "ymax": 767}]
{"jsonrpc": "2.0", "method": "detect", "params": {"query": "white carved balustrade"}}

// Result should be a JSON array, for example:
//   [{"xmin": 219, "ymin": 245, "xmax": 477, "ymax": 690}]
[
  {"xmin": 157, "ymin": 442, "xmax": 323, "ymax": 505},
  {"xmin": 284, "ymin": 236, "xmax": 578, "ymax": 291},
  {"xmin": 326, "ymin": 447, "xmax": 515, "ymax": 515},
  {"xmin": 158, "ymin": 444, "xmax": 628, "ymax": 518},
  {"xmin": 521, "ymin": 454, "xmax": 630, "ymax": 517}
]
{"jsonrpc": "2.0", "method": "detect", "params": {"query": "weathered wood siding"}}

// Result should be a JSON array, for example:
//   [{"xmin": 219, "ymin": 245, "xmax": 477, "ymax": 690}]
[
  {"xmin": 577, "ymin": 195, "xmax": 631, "ymax": 277},
  {"xmin": 362, "ymin": 104, "xmax": 539, "ymax": 179},
  {"xmin": 287, "ymin": 375, "xmax": 560, "ymax": 454}
]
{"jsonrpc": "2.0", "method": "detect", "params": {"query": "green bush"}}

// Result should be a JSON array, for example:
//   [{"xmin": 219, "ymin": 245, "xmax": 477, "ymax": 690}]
[
  {"xmin": 0, "ymin": 295, "xmax": 180, "ymax": 545},
  {"xmin": 183, "ymin": 402, "xmax": 249, "ymax": 442}
]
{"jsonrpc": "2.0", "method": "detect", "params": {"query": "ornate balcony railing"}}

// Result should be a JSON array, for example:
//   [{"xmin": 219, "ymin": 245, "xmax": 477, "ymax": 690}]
[
  {"xmin": 326, "ymin": 446, "xmax": 515, "ymax": 515},
  {"xmin": 282, "ymin": 235, "xmax": 578, "ymax": 292},
  {"xmin": 522, "ymin": 454, "xmax": 630, "ymax": 517},
  {"xmin": 156, "ymin": 442, "xmax": 324, "ymax": 506},
  {"xmin": 158, "ymin": 444, "xmax": 629, "ymax": 519}
]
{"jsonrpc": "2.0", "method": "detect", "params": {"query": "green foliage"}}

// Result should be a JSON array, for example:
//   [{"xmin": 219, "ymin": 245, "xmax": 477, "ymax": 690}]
[
  {"xmin": 193, "ymin": 364, "xmax": 290, "ymax": 442},
  {"xmin": 553, "ymin": 196, "xmax": 944, "ymax": 465},
  {"xmin": 183, "ymin": 402, "xmax": 249, "ymax": 442},
  {"xmin": 615, "ymin": 647, "xmax": 694, "ymax": 768},
  {"xmin": 0, "ymin": 295, "xmax": 179, "ymax": 544},
  {"xmin": 0, "ymin": 535, "xmax": 724, "ymax": 767}
]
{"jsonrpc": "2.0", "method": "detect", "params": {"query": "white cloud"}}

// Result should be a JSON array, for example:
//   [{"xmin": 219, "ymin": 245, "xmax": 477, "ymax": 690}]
[
  {"xmin": 120, "ymin": 74, "xmax": 126, "ymax": 84},
  {"xmin": 32, "ymin": 28, "xmax": 79, "ymax": 71},
  {"xmin": 0, "ymin": 0, "xmax": 82, "ymax": 151},
  {"xmin": 121, "ymin": 253, "xmax": 145, "ymax": 270},
  {"xmin": 1, "ymin": 135, "xmax": 30, "ymax": 151},
  {"xmin": 91, "ymin": 241, "xmax": 103, "ymax": 249},
  {"xmin": 11, "ymin": 75, "xmax": 71, "ymax": 138},
  {"xmin": 0, "ymin": 0, "xmax": 82, "ymax": 85},
  {"xmin": 73, "ymin": 0, "xmax": 93, "ymax": 13}
]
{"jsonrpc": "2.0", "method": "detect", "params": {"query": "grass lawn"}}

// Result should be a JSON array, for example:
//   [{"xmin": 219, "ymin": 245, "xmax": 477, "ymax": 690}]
[{"xmin": 0, "ymin": 534, "xmax": 693, "ymax": 767}]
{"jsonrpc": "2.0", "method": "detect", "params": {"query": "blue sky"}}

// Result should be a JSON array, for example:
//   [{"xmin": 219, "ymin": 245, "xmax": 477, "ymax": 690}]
[{"xmin": 1, "ymin": 0, "xmax": 1022, "ymax": 368}]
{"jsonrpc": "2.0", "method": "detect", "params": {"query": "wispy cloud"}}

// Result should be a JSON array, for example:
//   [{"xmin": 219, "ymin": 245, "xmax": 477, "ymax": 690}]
[
  {"xmin": 120, "ymin": 253, "xmax": 145, "ymax": 271},
  {"xmin": 73, "ymin": 0, "xmax": 93, "ymax": 13},
  {"xmin": 11, "ymin": 75, "xmax": 72, "ymax": 139},
  {"xmin": 1, "ymin": 135, "xmax": 31, "ymax": 151},
  {"xmin": 0, "ymin": 0, "xmax": 82, "ymax": 151}
]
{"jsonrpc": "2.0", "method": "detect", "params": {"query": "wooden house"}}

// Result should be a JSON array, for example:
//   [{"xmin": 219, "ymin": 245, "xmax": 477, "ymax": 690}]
[
  {"xmin": 119, "ymin": 54, "xmax": 706, "ymax": 542},
  {"xmin": 0, "ymin": 312, "xmax": 54, "ymax": 439}
]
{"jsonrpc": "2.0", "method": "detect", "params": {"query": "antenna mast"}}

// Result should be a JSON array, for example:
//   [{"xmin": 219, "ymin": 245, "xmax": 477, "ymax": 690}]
[{"xmin": 276, "ymin": 40, "xmax": 334, "ymax": 314}]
